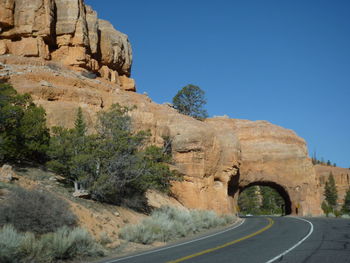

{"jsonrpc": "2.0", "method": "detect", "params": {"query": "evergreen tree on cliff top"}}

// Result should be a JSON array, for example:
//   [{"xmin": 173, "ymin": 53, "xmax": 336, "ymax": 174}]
[
  {"xmin": 172, "ymin": 84, "xmax": 208, "ymax": 120},
  {"xmin": 324, "ymin": 172, "xmax": 338, "ymax": 209}
]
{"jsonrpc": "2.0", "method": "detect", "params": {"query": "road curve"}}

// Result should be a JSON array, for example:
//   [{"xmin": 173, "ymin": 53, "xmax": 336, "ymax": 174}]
[
  {"xmin": 96, "ymin": 216, "xmax": 350, "ymax": 263},
  {"xmin": 276, "ymin": 217, "xmax": 350, "ymax": 263}
]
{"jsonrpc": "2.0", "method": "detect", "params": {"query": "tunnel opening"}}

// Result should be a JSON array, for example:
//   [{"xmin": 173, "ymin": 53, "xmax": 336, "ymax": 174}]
[{"xmin": 238, "ymin": 181, "xmax": 292, "ymax": 216}]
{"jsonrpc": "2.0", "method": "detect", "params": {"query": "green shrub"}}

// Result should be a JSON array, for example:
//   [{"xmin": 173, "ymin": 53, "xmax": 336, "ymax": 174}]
[
  {"xmin": 0, "ymin": 187, "xmax": 77, "ymax": 234},
  {"xmin": 41, "ymin": 227, "xmax": 104, "ymax": 260},
  {"xmin": 222, "ymin": 214, "xmax": 236, "ymax": 224},
  {"xmin": 321, "ymin": 200, "xmax": 332, "ymax": 217},
  {"xmin": 334, "ymin": 210, "xmax": 342, "ymax": 218},
  {"xmin": 99, "ymin": 232, "xmax": 112, "ymax": 245},
  {"xmin": 328, "ymin": 212, "xmax": 336, "ymax": 218},
  {"xmin": 119, "ymin": 206, "xmax": 236, "ymax": 244},
  {"xmin": 0, "ymin": 225, "xmax": 104, "ymax": 263},
  {"xmin": 20, "ymin": 232, "xmax": 48, "ymax": 262},
  {"xmin": 0, "ymin": 225, "xmax": 23, "ymax": 263}
]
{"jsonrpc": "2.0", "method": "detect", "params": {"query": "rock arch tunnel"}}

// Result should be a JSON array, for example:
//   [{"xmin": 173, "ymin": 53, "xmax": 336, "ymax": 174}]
[
  {"xmin": 225, "ymin": 167, "xmax": 320, "ymax": 216},
  {"xmin": 237, "ymin": 181, "xmax": 292, "ymax": 215}
]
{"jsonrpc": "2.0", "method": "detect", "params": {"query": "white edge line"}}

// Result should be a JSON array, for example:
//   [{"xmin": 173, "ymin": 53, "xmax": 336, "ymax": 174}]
[
  {"xmin": 103, "ymin": 218, "xmax": 246, "ymax": 263},
  {"xmin": 265, "ymin": 217, "xmax": 314, "ymax": 263}
]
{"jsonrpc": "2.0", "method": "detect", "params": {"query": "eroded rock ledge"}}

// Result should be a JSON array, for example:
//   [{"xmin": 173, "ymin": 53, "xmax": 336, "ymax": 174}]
[{"xmin": 0, "ymin": 0, "xmax": 134, "ymax": 91}]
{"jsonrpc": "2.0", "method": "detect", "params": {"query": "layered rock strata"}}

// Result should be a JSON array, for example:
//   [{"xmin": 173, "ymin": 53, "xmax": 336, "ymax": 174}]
[
  {"xmin": 315, "ymin": 165, "xmax": 350, "ymax": 205},
  {"xmin": 0, "ymin": 0, "xmax": 134, "ymax": 91}
]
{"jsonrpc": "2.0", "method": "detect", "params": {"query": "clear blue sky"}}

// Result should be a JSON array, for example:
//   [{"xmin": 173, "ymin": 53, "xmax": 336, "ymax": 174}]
[{"xmin": 86, "ymin": 0, "xmax": 350, "ymax": 168}]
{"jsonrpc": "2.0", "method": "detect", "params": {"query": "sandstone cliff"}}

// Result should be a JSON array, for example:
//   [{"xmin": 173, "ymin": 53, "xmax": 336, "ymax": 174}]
[
  {"xmin": 0, "ymin": 0, "xmax": 134, "ymax": 91},
  {"xmin": 315, "ymin": 165, "xmax": 350, "ymax": 205},
  {"xmin": 0, "ymin": 55, "xmax": 322, "ymax": 215},
  {"xmin": 206, "ymin": 118, "xmax": 322, "ymax": 215},
  {"xmin": 0, "ymin": 0, "xmax": 323, "ymax": 216}
]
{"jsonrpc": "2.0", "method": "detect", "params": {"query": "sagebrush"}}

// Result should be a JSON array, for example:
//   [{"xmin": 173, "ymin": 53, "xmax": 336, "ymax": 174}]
[
  {"xmin": 119, "ymin": 206, "xmax": 236, "ymax": 244},
  {"xmin": 0, "ymin": 225, "xmax": 104, "ymax": 263},
  {"xmin": 0, "ymin": 187, "xmax": 77, "ymax": 234}
]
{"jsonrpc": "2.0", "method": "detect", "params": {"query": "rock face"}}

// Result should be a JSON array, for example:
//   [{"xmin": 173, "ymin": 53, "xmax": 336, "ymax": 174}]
[
  {"xmin": 0, "ymin": 1, "xmax": 324, "ymax": 216},
  {"xmin": 315, "ymin": 165, "xmax": 350, "ymax": 205},
  {"xmin": 206, "ymin": 118, "xmax": 322, "ymax": 215},
  {"xmin": 0, "ymin": 56, "xmax": 323, "ymax": 215},
  {"xmin": 0, "ymin": 0, "xmax": 134, "ymax": 91}
]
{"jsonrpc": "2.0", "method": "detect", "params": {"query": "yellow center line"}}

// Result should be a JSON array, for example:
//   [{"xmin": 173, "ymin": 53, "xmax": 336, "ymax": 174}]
[{"xmin": 167, "ymin": 217, "xmax": 274, "ymax": 263}]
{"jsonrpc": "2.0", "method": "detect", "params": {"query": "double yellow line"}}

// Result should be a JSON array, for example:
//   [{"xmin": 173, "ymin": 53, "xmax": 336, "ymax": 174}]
[{"xmin": 167, "ymin": 218, "xmax": 274, "ymax": 263}]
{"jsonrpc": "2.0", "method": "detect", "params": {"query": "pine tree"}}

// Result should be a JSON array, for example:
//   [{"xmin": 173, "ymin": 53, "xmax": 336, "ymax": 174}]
[
  {"xmin": 238, "ymin": 186, "xmax": 260, "ymax": 214},
  {"xmin": 341, "ymin": 188, "xmax": 350, "ymax": 215},
  {"xmin": 74, "ymin": 107, "xmax": 87, "ymax": 137},
  {"xmin": 48, "ymin": 104, "xmax": 181, "ymax": 209},
  {"xmin": 261, "ymin": 186, "xmax": 284, "ymax": 215},
  {"xmin": 324, "ymin": 172, "xmax": 338, "ymax": 209},
  {"xmin": 172, "ymin": 84, "xmax": 208, "ymax": 120},
  {"xmin": 0, "ymin": 83, "xmax": 49, "ymax": 164}
]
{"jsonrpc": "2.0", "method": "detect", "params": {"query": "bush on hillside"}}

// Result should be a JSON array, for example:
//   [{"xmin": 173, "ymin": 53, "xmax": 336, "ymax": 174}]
[
  {"xmin": 48, "ymin": 104, "xmax": 182, "ymax": 211},
  {"xmin": 119, "ymin": 206, "xmax": 236, "ymax": 244},
  {"xmin": 0, "ymin": 225, "xmax": 23, "ymax": 263},
  {"xmin": 0, "ymin": 225, "xmax": 104, "ymax": 263},
  {"xmin": 0, "ymin": 187, "xmax": 77, "ymax": 234}
]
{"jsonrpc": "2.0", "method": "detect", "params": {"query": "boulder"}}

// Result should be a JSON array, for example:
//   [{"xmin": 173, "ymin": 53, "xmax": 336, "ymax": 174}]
[
  {"xmin": 0, "ymin": 164, "xmax": 15, "ymax": 182},
  {"xmin": 98, "ymin": 19, "xmax": 132, "ymax": 76},
  {"xmin": 119, "ymin": 75, "xmax": 136, "ymax": 91}
]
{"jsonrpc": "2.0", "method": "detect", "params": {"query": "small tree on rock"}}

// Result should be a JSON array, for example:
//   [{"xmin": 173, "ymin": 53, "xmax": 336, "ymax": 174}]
[
  {"xmin": 324, "ymin": 172, "xmax": 338, "ymax": 211},
  {"xmin": 172, "ymin": 84, "xmax": 208, "ymax": 120}
]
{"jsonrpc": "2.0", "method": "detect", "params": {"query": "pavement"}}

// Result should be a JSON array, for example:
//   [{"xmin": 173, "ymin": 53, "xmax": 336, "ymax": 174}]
[{"xmin": 96, "ymin": 216, "xmax": 350, "ymax": 263}]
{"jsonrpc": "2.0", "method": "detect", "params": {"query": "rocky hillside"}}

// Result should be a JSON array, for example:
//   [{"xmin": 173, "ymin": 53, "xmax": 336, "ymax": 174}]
[
  {"xmin": 0, "ymin": 165, "xmax": 183, "ymax": 250},
  {"xmin": 0, "ymin": 0, "xmax": 323, "ymax": 215}
]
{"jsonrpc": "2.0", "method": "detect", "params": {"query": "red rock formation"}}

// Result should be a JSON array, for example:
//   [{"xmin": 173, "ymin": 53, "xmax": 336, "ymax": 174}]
[
  {"xmin": 206, "ymin": 118, "xmax": 322, "ymax": 215},
  {"xmin": 315, "ymin": 165, "xmax": 350, "ymax": 206},
  {"xmin": 0, "ymin": 0, "xmax": 134, "ymax": 90},
  {"xmin": 0, "ymin": 0, "xmax": 324, "ymax": 216}
]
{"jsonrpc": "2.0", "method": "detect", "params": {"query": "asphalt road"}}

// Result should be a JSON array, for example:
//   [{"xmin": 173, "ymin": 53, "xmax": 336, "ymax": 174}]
[{"xmin": 97, "ymin": 216, "xmax": 350, "ymax": 263}]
